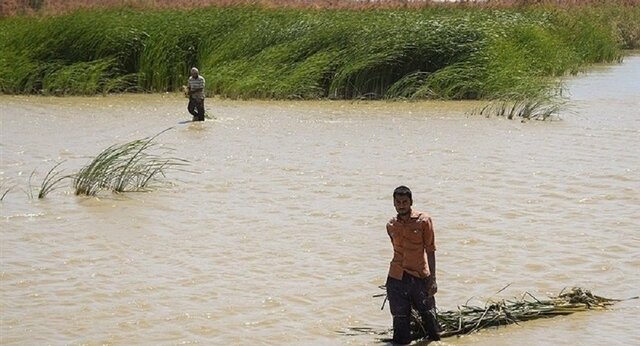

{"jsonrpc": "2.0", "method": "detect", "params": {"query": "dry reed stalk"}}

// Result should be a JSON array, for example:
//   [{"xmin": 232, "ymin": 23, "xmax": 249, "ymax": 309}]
[{"xmin": 3, "ymin": 0, "xmax": 640, "ymax": 17}]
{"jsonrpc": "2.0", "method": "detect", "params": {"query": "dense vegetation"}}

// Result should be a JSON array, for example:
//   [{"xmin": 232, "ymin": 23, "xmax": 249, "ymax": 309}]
[{"xmin": 1, "ymin": 2, "xmax": 638, "ymax": 99}]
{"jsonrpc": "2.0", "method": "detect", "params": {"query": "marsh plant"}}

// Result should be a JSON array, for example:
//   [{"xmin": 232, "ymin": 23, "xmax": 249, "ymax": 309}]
[
  {"xmin": 73, "ymin": 129, "xmax": 188, "ymax": 196},
  {"xmin": 3, "ymin": 131, "xmax": 186, "ymax": 200},
  {"xmin": 1, "ymin": 3, "xmax": 638, "ymax": 99},
  {"xmin": 472, "ymin": 98, "xmax": 564, "ymax": 121},
  {"xmin": 36, "ymin": 161, "xmax": 72, "ymax": 199}
]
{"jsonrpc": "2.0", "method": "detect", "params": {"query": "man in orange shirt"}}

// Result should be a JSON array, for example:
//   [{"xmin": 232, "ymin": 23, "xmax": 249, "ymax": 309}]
[{"xmin": 386, "ymin": 186, "xmax": 441, "ymax": 344}]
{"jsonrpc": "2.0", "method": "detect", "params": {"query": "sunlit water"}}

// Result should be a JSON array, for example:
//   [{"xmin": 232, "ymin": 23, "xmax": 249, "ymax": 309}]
[{"xmin": 1, "ymin": 55, "xmax": 639, "ymax": 345}]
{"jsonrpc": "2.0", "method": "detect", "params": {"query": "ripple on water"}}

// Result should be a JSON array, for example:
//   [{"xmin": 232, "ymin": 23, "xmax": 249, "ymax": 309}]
[{"xmin": 2, "ymin": 57, "xmax": 640, "ymax": 344}]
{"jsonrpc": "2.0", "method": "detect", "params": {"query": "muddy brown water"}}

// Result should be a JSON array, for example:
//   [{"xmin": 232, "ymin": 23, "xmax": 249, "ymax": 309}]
[{"xmin": 1, "ymin": 55, "xmax": 639, "ymax": 345}]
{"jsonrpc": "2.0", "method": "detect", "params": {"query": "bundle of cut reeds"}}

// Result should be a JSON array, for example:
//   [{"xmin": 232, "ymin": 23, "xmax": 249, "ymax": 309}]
[
  {"xmin": 425, "ymin": 287, "xmax": 622, "ymax": 339},
  {"xmin": 344, "ymin": 287, "xmax": 635, "ymax": 342}
]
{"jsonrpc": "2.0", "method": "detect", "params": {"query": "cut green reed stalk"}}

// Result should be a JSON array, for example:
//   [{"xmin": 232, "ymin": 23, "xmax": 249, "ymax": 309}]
[
  {"xmin": 421, "ymin": 287, "xmax": 627, "ymax": 339},
  {"xmin": 73, "ymin": 128, "xmax": 188, "ymax": 196},
  {"xmin": 1, "ymin": 4, "xmax": 639, "ymax": 99}
]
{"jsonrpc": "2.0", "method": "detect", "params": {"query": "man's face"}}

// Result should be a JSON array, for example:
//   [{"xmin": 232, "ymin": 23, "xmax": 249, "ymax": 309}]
[
  {"xmin": 393, "ymin": 195, "xmax": 412, "ymax": 216},
  {"xmin": 191, "ymin": 70, "xmax": 198, "ymax": 78}
]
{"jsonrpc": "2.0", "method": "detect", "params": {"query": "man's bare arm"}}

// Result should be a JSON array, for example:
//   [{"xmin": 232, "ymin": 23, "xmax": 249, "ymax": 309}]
[{"xmin": 427, "ymin": 251, "xmax": 437, "ymax": 295}]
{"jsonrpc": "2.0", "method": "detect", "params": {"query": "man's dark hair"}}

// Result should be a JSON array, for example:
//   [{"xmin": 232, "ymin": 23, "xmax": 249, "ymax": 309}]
[{"xmin": 393, "ymin": 185, "xmax": 412, "ymax": 201}]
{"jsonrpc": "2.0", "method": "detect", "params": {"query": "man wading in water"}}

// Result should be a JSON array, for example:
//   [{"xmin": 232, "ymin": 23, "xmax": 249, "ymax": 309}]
[
  {"xmin": 386, "ymin": 186, "xmax": 441, "ymax": 344},
  {"xmin": 187, "ymin": 67, "xmax": 205, "ymax": 121}
]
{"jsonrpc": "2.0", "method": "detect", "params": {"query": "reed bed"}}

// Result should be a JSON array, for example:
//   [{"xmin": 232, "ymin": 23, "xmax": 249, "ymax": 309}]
[
  {"xmin": 1, "ymin": 3, "xmax": 638, "ymax": 100},
  {"xmin": 344, "ymin": 287, "xmax": 634, "ymax": 342},
  {"xmin": 73, "ymin": 129, "xmax": 188, "ymax": 196}
]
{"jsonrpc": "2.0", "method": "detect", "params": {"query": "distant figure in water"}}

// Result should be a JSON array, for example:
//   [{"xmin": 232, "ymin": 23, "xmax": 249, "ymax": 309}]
[
  {"xmin": 187, "ymin": 67, "xmax": 205, "ymax": 121},
  {"xmin": 385, "ymin": 185, "xmax": 441, "ymax": 344}
]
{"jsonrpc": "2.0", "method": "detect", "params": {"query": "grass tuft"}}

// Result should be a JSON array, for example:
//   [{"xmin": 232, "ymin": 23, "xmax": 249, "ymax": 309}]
[
  {"xmin": 73, "ymin": 128, "xmax": 188, "ymax": 196},
  {"xmin": 472, "ymin": 98, "xmax": 564, "ymax": 121}
]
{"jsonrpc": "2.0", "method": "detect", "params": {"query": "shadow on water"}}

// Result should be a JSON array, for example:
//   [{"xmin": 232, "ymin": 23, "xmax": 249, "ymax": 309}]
[
  {"xmin": 178, "ymin": 119, "xmax": 211, "ymax": 124},
  {"xmin": 339, "ymin": 326, "xmax": 441, "ymax": 345}
]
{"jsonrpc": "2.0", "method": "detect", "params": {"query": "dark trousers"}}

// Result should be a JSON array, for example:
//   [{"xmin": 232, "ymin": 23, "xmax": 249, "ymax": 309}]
[
  {"xmin": 386, "ymin": 274, "xmax": 440, "ymax": 344},
  {"xmin": 188, "ymin": 97, "xmax": 205, "ymax": 121}
]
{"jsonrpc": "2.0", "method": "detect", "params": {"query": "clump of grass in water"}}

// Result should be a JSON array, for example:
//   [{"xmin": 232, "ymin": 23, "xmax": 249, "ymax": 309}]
[
  {"xmin": 472, "ymin": 98, "xmax": 564, "ymax": 121},
  {"xmin": 73, "ymin": 129, "xmax": 188, "ymax": 196}
]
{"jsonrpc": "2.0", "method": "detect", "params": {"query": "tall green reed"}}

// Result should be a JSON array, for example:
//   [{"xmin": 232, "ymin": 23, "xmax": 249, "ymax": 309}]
[
  {"xmin": 73, "ymin": 129, "xmax": 188, "ymax": 196},
  {"xmin": 37, "ymin": 161, "xmax": 72, "ymax": 198},
  {"xmin": 1, "ymin": 4, "xmax": 638, "ymax": 99}
]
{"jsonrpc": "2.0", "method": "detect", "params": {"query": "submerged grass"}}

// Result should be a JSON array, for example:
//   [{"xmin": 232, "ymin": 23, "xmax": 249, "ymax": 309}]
[
  {"xmin": 73, "ymin": 129, "xmax": 188, "ymax": 196},
  {"xmin": 1, "ymin": 4, "xmax": 639, "ymax": 100}
]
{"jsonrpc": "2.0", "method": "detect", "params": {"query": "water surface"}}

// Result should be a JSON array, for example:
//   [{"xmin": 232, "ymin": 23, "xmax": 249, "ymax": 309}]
[{"xmin": 1, "ymin": 56, "xmax": 639, "ymax": 345}]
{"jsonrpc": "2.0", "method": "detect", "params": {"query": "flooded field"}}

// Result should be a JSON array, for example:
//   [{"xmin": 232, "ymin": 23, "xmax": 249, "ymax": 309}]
[{"xmin": 1, "ymin": 55, "xmax": 639, "ymax": 345}]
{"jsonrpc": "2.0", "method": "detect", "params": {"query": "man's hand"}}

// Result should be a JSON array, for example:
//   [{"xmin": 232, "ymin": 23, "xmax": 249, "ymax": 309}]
[{"xmin": 427, "ymin": 277, "xmax": 438, "ymax": 296}]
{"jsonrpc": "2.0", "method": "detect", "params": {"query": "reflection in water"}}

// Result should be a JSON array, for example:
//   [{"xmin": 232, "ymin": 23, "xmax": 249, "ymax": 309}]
[{"xmin": 1, "ymin": 56, "xmax": 639, "ymax": 345}]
